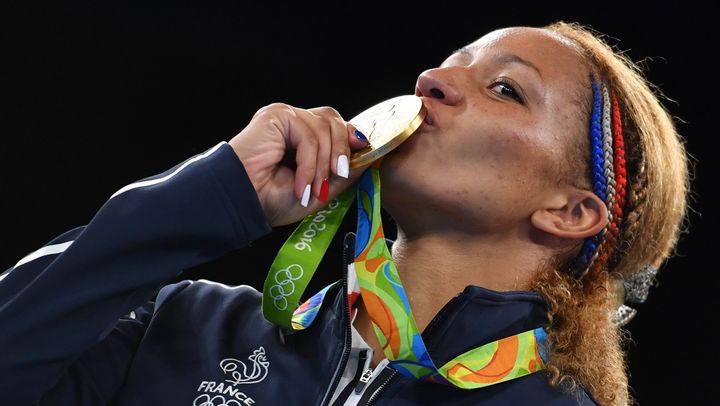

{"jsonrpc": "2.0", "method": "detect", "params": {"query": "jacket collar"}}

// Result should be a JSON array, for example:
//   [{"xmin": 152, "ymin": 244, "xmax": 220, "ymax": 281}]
[{"xmin": 342, "ymin": 232, "xmax": 549, "ymax": 367}]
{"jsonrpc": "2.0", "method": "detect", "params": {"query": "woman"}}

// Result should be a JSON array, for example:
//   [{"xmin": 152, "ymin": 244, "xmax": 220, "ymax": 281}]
[{"xmin": 0, "ymin": 22, "xmax": 688, "ymax": 406}]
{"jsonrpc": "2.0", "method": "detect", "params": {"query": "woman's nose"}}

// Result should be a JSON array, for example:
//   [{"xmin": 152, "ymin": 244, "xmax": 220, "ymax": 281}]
[{"xmin": 415, "ymin": 68, "xmax": 464, "ymax": 105}]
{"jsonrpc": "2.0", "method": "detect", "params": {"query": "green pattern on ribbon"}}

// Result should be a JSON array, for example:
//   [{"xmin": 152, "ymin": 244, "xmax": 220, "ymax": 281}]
[
  {"xmin": 434, "ymin": 328, "xmax": 547, "ymax": 388},
  {"xmin": 262, "ymin": 187, "xmax": 354, "ymax": 328}
]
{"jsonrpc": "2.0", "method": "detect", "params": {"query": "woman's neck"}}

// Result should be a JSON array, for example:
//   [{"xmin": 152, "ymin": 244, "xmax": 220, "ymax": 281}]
[{"xmin": 353, "ymin": 226, "xmax": 544, "ymax": 367}]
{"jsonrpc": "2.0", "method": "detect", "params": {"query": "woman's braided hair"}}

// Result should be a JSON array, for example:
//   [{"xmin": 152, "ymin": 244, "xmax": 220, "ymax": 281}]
[{"xmin": 531, "ymin": 21, "xmax": 691, "ymax": 406}]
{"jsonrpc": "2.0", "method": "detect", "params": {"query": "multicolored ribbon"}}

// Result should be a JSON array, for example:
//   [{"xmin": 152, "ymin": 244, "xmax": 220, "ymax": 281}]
[
  {"xmin": 263, "ymin": 164, "xmax": 548, "ymax": 389},
  {"xmin": 352, "ymin": 164, "xmax": 546, "ymax": 388}
]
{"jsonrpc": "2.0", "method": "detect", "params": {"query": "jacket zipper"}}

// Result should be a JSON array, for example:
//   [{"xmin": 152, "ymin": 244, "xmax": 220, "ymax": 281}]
[
  {"xmin": 330, "ymin": 349, "xmax": 370, "ymax": 406},
  {"xmin": 340, "ymin": 359, "xmax": 393, "ymax": 406},
  {"xmin": 319, "ymin": 233, "xmax": 355, "ymax": 406},
  {"xmin": 354, "ymin": 365, "xmax": 374, "ymax": 394},
  {"xmin": 328, "ymin": 233, "xmax": 400, "ymax": 405},
  {"xmin": 363, "ymin": 368, "xmax": 398, "ymax": 406},
  {"xmin": 359, "ymin": 294, "xmax": 457, "ymax": 405}
]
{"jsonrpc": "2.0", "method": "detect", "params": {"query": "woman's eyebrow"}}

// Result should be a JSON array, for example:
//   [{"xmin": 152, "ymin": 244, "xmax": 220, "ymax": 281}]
[
  {"xmin": 493, "ymin": 53, "xmax": 543, "ymax": 79},
  {"xmin": 454, "ymin": 46, "xmax": 543, "ymax": 79}
]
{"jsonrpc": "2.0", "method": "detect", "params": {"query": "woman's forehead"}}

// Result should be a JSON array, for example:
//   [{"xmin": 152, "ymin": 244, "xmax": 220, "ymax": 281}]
[
  {"xmin": 469, "ymin": 27, "xmax": 579, "ymax": 50},
  {"xmin": 460, "ymin": 27, "xmax": 590, "ymax": 83}
]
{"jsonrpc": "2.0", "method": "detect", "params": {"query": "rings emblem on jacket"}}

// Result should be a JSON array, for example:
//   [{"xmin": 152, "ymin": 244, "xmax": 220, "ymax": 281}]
[{"xmin": 268, "ymin": 264, "xmax": 304, "ymax": 310}]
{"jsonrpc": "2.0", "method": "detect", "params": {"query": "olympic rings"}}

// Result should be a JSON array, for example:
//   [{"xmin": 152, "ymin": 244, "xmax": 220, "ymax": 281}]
[
  {"xmin": 268, "ymin": 264, "xmax": 304, "ymax": 311},
  {"xmin": 193, "ymin": 394, "xmax": 242, "ymax": 406}
]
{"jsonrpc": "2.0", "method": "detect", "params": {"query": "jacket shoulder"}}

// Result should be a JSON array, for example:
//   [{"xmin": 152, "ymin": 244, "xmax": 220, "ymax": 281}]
[
  {"xmin": 154, "ymin": 279, "xmax": 262, "ymax": 313},
  {"xmin": 380, "ymin": 372, "xmax": 598, "ymax": 405}
]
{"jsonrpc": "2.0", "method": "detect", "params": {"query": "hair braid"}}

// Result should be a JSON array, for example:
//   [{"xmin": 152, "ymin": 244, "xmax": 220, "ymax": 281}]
[
  {"xmin": 595, "ymin": 91, "xmax": 627, "ymax": 269},
  {"xmin": 536, "ymin": 21, "xmax": 690, "ymax": 406},
  {"xmin": 612, "ymin": 159, "xmax": 648, "ymax": 271}
]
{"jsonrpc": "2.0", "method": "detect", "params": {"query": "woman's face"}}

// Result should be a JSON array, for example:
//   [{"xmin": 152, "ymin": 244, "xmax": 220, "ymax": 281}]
[{"xmin": 381, "ymin": 27, "xmax": 591, "ymax": 235}]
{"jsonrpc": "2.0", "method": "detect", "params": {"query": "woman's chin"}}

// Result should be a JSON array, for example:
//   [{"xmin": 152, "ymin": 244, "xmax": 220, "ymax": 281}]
[{"xmin": 382, "ymin": 132, "xmax": 422, "ymax": 171}]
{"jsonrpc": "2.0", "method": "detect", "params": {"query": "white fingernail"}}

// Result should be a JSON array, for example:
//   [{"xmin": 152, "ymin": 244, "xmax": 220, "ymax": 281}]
[
  {"xmin": 337, "ymin": 155, "xmax": 349, "ymax": 179},
  {"xmin": 300, "ymin": 184, "xmax": 311, "ymax": 207}
]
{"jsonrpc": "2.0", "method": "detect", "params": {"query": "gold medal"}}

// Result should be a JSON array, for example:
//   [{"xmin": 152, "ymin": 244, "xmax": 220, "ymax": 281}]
[{"xmin": 348, "ymin": 95, "xmax": 426, "ymax": 168}]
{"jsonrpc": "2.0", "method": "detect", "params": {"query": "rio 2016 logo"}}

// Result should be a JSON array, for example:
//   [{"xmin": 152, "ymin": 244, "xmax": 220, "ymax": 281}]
[
  {"xmin": 293, "ymin": 198, "xmax": 340, "ymax": 252},
  {"xmin": 268, "ymin": 264, "xmax": 304, "ymax": 311}
]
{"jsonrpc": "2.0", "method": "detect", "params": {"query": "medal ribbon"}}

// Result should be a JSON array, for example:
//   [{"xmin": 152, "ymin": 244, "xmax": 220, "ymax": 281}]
[
  {"xmin": 263, "ymin": 164, "xmax": 547, "ymax": 389},
  {"xmin": 262, "ymin": 187, "xmax": 355, "ymax": 330}
]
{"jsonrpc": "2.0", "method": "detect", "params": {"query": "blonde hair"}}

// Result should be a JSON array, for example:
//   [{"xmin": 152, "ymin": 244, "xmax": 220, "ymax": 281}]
[{"xmin": 531, "ymin": 22, "xmax": 692, "ymax": 406}]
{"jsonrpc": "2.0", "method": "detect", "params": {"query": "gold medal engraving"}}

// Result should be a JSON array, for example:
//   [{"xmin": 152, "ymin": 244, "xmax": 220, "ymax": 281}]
[{"xmin": 348, "ymin": 95, "xmax": 426, "ymax": 168}]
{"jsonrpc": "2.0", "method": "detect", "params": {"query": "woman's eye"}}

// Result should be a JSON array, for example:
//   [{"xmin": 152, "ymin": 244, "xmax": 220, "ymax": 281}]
[{"xmin": 490, "ymin": 81, "xmax": 524, "ymax": 104}]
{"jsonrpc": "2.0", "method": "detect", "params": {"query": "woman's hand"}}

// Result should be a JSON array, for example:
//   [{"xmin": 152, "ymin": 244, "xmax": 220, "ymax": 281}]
[{"xmin": 229, "ymin": 103, "xmax": 370, "ymax": 227}]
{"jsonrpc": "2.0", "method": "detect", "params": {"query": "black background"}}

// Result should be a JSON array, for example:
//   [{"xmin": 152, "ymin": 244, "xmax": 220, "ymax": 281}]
[{"xmin": 2, "ymin": 1, "xmax": 716, "ymax": 404}]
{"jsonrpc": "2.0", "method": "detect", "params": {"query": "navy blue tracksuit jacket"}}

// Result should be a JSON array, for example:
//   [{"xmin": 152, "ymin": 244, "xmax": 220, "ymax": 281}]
[{"xmin": 0, "ymin": 142, "xmax": 598, "ymax": 405}]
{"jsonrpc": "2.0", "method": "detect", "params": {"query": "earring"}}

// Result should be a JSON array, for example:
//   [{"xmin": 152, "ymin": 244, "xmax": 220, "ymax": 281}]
[{"xmin": 613, "ymin": 263, "xmax": 658, "ymax": 326}]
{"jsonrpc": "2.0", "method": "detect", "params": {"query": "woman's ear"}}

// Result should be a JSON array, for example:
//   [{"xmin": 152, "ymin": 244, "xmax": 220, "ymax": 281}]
[{"xmin": 530, "ymin": 189, "xmax": 609, "ymax": 239}]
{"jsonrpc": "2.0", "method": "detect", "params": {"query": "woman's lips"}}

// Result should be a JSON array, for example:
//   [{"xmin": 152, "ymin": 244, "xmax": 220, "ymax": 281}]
[
  {"xmin": 414, "ymin": 111, "xmax": 433, "ymax": 134},
  {"xmin": 422, "ymin": 108, "xmax": 434, "ymax": 127},
  {"xmin": 419, "ymin": 98, "xmax": 434, "ymax": 127}
]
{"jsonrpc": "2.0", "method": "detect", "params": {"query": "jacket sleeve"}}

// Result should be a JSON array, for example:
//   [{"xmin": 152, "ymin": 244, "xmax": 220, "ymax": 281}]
[{"xmin": 0, "ymin": 142, "xmax": 272, "ymax": 405}]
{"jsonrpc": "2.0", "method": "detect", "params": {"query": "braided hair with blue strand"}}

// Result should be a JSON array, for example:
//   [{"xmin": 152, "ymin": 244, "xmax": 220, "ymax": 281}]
[{"xmin": 574, "ymin": 78, "xmax": 631, "ymax": 279}]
